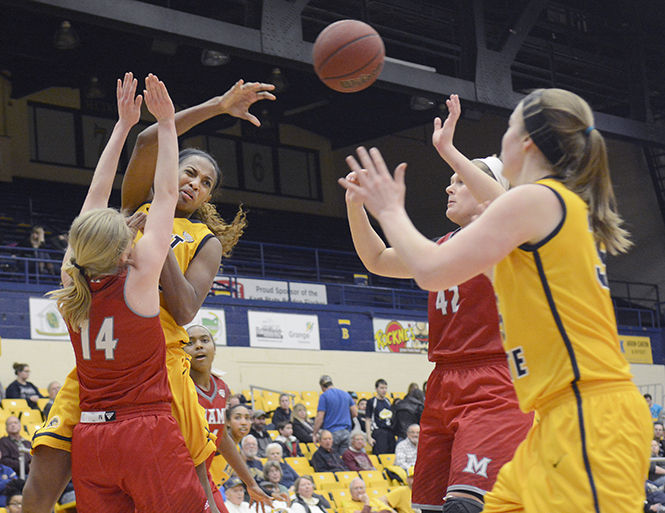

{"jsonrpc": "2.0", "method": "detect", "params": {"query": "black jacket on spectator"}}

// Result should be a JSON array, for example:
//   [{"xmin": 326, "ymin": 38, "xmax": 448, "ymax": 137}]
[
  {"xmin": 250, "ymin": 428, "xmax": 272, "ymax": 457},
  {"xmin": 0, "ymin": 436, "xmax": 32, "ymax": 474},
  {"xmin": 392, "ymin": 391, "xmax": 424, "ymax": 440},
  {"xmin": 310, "ymin": 447, "xmax": 347, "ymax": 472},
  {"xmin": 271, "ymin": 408, "xmax": 292, "ymax": 428},
  {"xmin": 5, "ymin": 380, "xmax": 43, "ymax": 409},
  {"xmin": 292, "ymin": 418, "xmax": 314, "ymax": 443}
]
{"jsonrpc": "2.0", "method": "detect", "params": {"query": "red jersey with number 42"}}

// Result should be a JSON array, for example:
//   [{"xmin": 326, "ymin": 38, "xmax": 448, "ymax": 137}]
[
  {"xmin": 427, "ymin": 232, "xmax": 505, "ymax": 364},
  {"xmin": 69, "ymin": 270, "xmax": 172, "ymax": 412},
  {"xmin": 194, "ymin": 374, "xmax": 230, "ymax": 448}
]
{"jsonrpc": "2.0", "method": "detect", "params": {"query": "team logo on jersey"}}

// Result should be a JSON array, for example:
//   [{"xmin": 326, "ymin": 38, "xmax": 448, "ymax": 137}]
[
  {"xmin": 218, "ymin": 388, "xmax": 226, "ymax": 398},
  {"xmin": 45, "ymin": 415, "xmax": 61, "ymax": 430},
  {"xmin": 463, "ymin": 453, "xmax": 492, "ymax": 478}
]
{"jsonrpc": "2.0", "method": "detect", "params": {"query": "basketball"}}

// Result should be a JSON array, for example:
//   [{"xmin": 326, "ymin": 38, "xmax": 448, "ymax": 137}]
[{"xmin": 312, "ymin": 19, "xmax": 385, "ymax": 93}]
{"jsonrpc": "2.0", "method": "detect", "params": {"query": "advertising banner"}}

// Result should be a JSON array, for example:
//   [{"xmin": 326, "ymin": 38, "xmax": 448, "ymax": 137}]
[
  {"xmin": 29, "ymin": 297, "xmax": 69, "ymax": 341},
  {"xmin": 185, "ymin": 308, "xmax": 227, "ymax": 346},
  {"xmin": 248, "ymin": 310, "xmax": 320, "ymax": 350},
  {"xmin": 372, "ymin": 317, "xmax": 428, "ymax": 354},
  {"xmin": 619, "ymin": 334, "xmax": 653, "ymax": 364}
]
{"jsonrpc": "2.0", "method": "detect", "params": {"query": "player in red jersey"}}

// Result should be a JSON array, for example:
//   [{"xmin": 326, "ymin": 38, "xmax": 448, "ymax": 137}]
[
  {"xmin": 47, "ymin": 73, "xmax": 215, "ymax": 512},
  {"xmin": 184, "ymin": 324, "xmax": 269, "ymax": 513},
  {"xmin": 344, "ymin": 96, "xmax": 532, "ymax": 513}
]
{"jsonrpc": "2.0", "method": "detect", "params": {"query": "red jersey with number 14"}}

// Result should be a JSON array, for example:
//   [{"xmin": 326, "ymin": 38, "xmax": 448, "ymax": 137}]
[
  {"xmin": 194, "ymin": 374, "xmax": 230, "ymax": 449},
  {"xmin": 69, "ymin": 270, "xmax": 172, "ymax": 412},
  {"xmin": 427, "ymin": 232, "xmax": 505, "ymax": 364}
]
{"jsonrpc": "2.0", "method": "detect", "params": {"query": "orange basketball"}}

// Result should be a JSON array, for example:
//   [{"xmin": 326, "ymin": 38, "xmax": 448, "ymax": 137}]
[{"xmin": 312, "ymin": 19, "xmax": 385, "ymax": 93}]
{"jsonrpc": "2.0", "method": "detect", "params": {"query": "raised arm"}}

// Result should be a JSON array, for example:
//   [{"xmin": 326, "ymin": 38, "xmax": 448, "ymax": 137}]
[
  {"xmin": 121, "ymin": 80, "xmax": 276, "ymax": 212},
  {"xmin": 344, "ymin": 167, "xmax": 413, "ymax": 279},
  {"xmin": 126, "ymin": 74, "xmax": 178, "ymax": 310},
  {"xmin": 432, "ymin": 95, "xmax": 506, "ymax": 203},
  {"xmin": 60, "ymin": 73, "xmax": 142, "ymax": 285}
]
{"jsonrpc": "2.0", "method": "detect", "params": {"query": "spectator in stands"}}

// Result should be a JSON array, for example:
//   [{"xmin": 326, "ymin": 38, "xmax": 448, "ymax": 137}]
[
  {"xmin": 5, "ymin": 362, "xmax": 43, "ymax": 410},
  {"xmin": 251, "ymin": 409, "xmax": 273, "ymax": 457},
  {"xmin": 649, "ymin": 439, "xmax": 665, "ymax": 487},
  {"xmin": 228, "ymin": 394, "xmax": 244, "ymax": 408},
  {"xmin": 227, "ymin": 404, "xmax": 252, "ymax": 444},
  {"xmin": 291, "ymin": 403, "xmax": 314, "ymax": 443},
  {"xmin": 310, "ymin": 430, "xmax": 347, "ymax": 472},
  {"xmin": 0, "ymin": 417, "xmax": 31, "ymax": 476},
  {"xmin": 313, "ymin": 375, "xmax": 357, "ymax": 456},
  {"xmin": 263, "ymin": 460, "xmax": 289, "ymax": 496},
  {"xmin": 647, "ymin": 394, "xmax": 664, "ymax": 422},
  {"xmin": 3, "ymin": 478, "xmax": 24, "ymax": 513},
  {"xmin": 291, "ymin": 475, "xmax": 331, "ymax": 513},
  {"xmin": 353, "ymin": 398, "xmax": 368, "ymax": 432},
  {"xmin": 265, "ymin": 442, "xmax": 299, "ymax": 489},
  {"xmin": 0, "ymin": 451, "xmax": 18, "ymax": 507},
  {"xmin": 379, "ymin": 466, "xmax": 415, "ymax": 513},
  {"xmin": 392, "ymin": 388, "xmax": 424, "ymax": 441},
  {"xmin": 343, "ymin": 431, "xmax": 375, "ymax": 471},
  {"xmin": 406, "ymin": 383, "xmax": 420, "ymax": 396},
  {"xmin": 394, "ymin": 424, "xmax": 419, "ymax": 470},
  {"xmin": 272, "ymin": 394, "xmax": 292, "ymax": 428},
  {"xmin": 241, "ymin": 435, "xmax": 264, "ymax": 482},
  {"xmin": 275, "ymin": 421, "xmax": 303, "ymax": 457},
  {"xmin": 366, "ymin": 379, "xmax": 395, "ymax": 455},
  {"xmin": 225, "ymin": 476, "xmax": 252, "ymax": 513},
  {"xmin": 655, "ymin": 422, "xmax": 665, "ymax": 456},
  {"xmin": 20, "ymin": 225, "xmax": 55, "ymax": 275},
  {"xmin": 342, "ymin": 477, "xmax": 396, "ymax": 513},
  {"xmin": 41, "ymin": 380, "xmax": 61, "ymax": 419},
  {"xmin": 258, "ymin": 481, "xmax": 291, "ymax": 511}
]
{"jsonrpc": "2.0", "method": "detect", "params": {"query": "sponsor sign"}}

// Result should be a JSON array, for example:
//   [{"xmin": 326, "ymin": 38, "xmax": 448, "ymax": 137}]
[
  {"xmin": 29, "ymin": 297, "xmax": 69, "ymax": 340},
  {"xmin": 289, "ymin": 282, "xmax": 327, "ymax": 304},
  {"xmin": 211, "ymin": 275, "xmax": 327, "ymax": 304},
  {"xmin": 372, "ymin": 318, "xmax": 428, "ymax": 354},
  {"xmin": 185, "ymin": 308, "xmax": 227, "ymax": 346},
  {"xmin": 619, "ymin": 334, "xmax": 653, "ymax": 364},
  {"xmin": 248, "ymin": 311, "xmax": 320, "ymax": 350}
]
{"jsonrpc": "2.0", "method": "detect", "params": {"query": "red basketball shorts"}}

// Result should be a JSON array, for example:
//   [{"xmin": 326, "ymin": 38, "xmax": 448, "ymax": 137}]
[
  {"xmin": 411, "ymin": 358, "xmax": 533, "ymax": 509},
  {"xmin": 71, "ymin": 408, "xmax": 210, "ymax": 513}
]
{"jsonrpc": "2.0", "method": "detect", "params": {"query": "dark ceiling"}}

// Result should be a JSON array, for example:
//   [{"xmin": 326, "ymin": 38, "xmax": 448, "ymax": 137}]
[{"xmin": 0, "ymin": 0, "xmax": 664, "ymax": 148}]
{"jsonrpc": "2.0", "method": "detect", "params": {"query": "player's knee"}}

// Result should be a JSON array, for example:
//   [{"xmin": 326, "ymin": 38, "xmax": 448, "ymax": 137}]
[{"xmin": 442, "ymin": 496, "xmax": 483, "ymax": 513}]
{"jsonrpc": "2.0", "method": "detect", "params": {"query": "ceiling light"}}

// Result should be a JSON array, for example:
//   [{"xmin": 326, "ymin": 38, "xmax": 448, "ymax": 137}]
[
  {"xmin": 409, "ymin": 96, "xmax": 435, "ymax": 111},
  {"xmin": 86, "ymin": 76, "xmax": 105, "ymax": 99},
  {"xmin": 201, "ymin": 49, "xmax": 230, "ymax": 67},
  {"xmin": 54, "ymin": 20, "xmax": 80, "ymax": 50}
]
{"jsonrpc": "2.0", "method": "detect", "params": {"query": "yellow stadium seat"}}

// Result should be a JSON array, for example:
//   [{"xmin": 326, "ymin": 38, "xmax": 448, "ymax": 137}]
[
  {"xmin": 306, "ymin": 442, "xmax": 318, "ymax": 454},
  {"xmin": 252, "ymin": 396, "xmax": 266, "ymax": 411},
  {"xmin": 367, "ymin": 487, "xmax": 389, "ymax": 499},
  {"xmin": 378, "ymin": 453, "xmax": 395, "ymax": 467},
  {"xmin": 357, "ymin": 391, "xmax": 373, "ymax": 400},
  {"xmin": 285, "ymin": 457, "xmax": 314, "ymax": 475},
  {"xmin": 334, "ymin": 471, "xmax": 359, "ymax": 487},
  {"xmin": 359, "ymin": 470, "xmax": 386, "ymax": 486},
  {"xmin": 285, "ymin": 391, "xmax": 302, "ymax": 404},
  {"xmin": 20, "ymin": 408, "xmax": 43, "ymax": 422},
  {"xmin": 23, "ymin": 422, "xmax": 43, "ymax": 438},
  {"xmin": 241, "ymin": 389, "xmax": 252, "ymax": 401},
  {"xmin": 1, "ymin": 398, "xmax": 29, "ymax": 415},
  {"xmin": 301, "ymin": 390, "xmax": 318, "ymax": 401},
  {"xmin": 391, "ymin": 392, "xmax": 405, "ymax": 401},
  {"xmin": 312, "ymin": 472, "xmax": 339, "ymax": 490},
  {"xmin": 299, "ymin": 443, "xmax": 312, "ymax": 457},
  {"xmin": 36, "ymin": 397, "xmax": 51, "ymax": 411},
  {"xmin": 330, "ymin": 489, "xmax": 352, "ymax": 507},
  {"xmin": 38, "ymin": 387, "xmax": 48, "ymax": 396},
  {"xmin": 54, "ymin": 500, "xmax": 77, "ymax": 513},
  {"xmin": 267, "ymin": 430, "xmax": 278, "ymax": 440},
  {"xmin": 368, "ymin": 454, "xmax": 382, "ymax": 470},
  {"xmin": 1, "ymin": 506, "xmax": 7, "ymax": 513}
]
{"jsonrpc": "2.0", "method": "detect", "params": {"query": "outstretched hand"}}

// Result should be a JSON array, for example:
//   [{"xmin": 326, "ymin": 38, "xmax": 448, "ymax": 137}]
[
  {"xmin": 338, "ymin": 146, "xmax": 407, "ymax": 221},
  {"xmin": 143, "ymin": 73, "xmax": 175, "ymax": 122},
  {"xmin": 432, "ymin": 94, "xmax": 462, "ymax": 157},
  {"xmin": 247, "ymin": 482, "xmax": 273, "ymax": 513},
  {"xmin": 116, "ymin": 72, "xmax": 143, "ymax": 128},
  {"xmin": 219, "ymin": 79, "xmax": 276, "ymax": 126}
]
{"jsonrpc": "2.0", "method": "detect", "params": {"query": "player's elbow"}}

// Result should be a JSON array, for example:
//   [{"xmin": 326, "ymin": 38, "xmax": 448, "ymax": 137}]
[{"xmin": 412, "ymin": 264, "xmax": 445, "ymax": 292}]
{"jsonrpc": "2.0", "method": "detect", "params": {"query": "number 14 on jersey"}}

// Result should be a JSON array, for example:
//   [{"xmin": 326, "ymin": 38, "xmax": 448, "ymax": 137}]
[{"xmin": 436, "ymin": 286, "xmax": 460, "ymax": 315}]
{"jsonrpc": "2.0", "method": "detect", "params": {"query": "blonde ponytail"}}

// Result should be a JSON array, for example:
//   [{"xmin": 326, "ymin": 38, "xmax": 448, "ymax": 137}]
[{"xmin": 521, "ymin": 88, "xmax": 631, "ymax": 255}]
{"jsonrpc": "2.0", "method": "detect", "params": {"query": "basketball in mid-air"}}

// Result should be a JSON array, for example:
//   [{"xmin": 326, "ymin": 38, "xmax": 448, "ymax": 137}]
[{"xmin": 312, "ymin": 19, "xmax": 385, "ymax": 93}]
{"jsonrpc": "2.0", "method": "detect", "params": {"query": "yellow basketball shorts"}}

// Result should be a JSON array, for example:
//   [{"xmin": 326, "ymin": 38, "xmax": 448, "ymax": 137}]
[
  {"xmin": 33, "ymin": 347, "xmax": 216, "ymax": 466},
  {"xmin": 482, "ymin": 381, "xmax": 651, "ymax": 513}
]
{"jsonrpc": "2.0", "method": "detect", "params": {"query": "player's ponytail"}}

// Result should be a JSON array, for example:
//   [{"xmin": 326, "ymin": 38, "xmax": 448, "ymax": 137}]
[
  {"xmin": 521, "ymin": 88, "xmax": 631, "ymax": 255},
  {"xmin": 47, "ymin": 208, "xmax": 132, "ymax": 331}
]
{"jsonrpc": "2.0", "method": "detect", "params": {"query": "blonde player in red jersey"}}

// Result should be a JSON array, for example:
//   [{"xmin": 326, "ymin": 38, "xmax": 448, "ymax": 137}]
[
  {"xmin": 345, "ymin": 95, "xmax": 531, "ymax": 513},
  {"xmin": 340, "ymin": 88, "xmax": 651, "ymax": 513},
  {"xmin": 25, "ymin": 80, "xmax": 274, "ymax": 513},
  {"xmin": 184, "ymin": 324, "xmax": 269, "ymax": 513},
  {"xmin": 48, "ymin": 72, "xmax": 215, "ymax": 512}
]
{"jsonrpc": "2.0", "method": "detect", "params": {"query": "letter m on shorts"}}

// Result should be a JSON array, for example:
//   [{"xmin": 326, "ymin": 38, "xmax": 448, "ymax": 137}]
[{"xmin": 462, "ymin": 454, "xmax": 492, "ymax": 478}]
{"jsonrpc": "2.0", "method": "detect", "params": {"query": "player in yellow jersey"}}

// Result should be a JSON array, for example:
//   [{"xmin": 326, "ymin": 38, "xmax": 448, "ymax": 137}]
[
  {"xmin": 24, "ymin": 78, "xmax": 275, "ymax": 513},
  {"xmin": 339, "ymin": 88, "xmax": 651, "ymax": 513}
]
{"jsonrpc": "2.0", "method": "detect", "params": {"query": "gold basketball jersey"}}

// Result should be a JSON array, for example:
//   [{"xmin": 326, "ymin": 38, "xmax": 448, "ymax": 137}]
[
  {"xmin": 493, "ymin": 179, "xmax": 632, "ymax": 412},
  {"xmin": 135, "ymin": 203, "xmax": 216, "ymax": 348}
]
